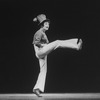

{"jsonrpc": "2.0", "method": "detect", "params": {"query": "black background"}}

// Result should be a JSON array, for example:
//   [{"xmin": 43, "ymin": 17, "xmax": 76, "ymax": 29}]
[{"xmin": 0, "ymin": 0, "xmax": 100, "ymax": 93}]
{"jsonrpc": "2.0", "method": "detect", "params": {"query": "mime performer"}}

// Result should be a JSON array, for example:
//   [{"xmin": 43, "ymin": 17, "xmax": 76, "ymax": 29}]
[{"xmin": 32, "ymin": 14, "xmax": 82, "ymax": 97}]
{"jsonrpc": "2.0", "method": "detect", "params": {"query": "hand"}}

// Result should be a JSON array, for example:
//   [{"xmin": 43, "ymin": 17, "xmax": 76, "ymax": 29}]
[{"xmin": 41, "ymin": 44, "xmax": 47, "ymax": 47}]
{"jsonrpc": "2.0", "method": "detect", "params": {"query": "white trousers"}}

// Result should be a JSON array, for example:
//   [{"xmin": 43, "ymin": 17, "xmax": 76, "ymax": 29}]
[{"xmin": 33, "ymin": 38, "xmax": 80, "ymax": 92}]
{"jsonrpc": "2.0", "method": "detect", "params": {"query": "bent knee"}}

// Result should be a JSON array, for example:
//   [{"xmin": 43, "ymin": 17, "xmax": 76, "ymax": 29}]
[
  {"xmin": 56, "ymin": 40, "xmax": 60, "ymax": 42},
  {"xmin": 55, "ymin": 40, "xmax": 60, "ymax": 44}
]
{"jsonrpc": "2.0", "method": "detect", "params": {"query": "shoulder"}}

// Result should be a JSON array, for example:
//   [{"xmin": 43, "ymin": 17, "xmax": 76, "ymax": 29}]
[
  {"xmin": 34, "ymin": 30, "xmax": 43, "ymax": 37},
  {"xmin": 33, "ymin": 30, "xmax": 43, "ymax": 40}
]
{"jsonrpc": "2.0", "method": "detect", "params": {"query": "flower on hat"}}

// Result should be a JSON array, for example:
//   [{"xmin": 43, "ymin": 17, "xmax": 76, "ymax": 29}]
[{"xmin": 33, "ymin": 14, "xmax": 50, "ymax": 25}]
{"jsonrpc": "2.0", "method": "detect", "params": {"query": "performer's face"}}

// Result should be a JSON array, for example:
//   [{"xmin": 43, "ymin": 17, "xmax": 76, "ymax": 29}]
[{"xmin": 43, "ymin": 22, "xmax": 49, "ymax": 30}]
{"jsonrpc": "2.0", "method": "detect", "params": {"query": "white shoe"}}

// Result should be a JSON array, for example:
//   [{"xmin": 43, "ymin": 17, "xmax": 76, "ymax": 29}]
[
  {"xmin": 77, "ymin": 39, "xmax": 82, "ymax": 50},
  {"xmin": 33, "ymin": 89, "xmax": 42, "ymax": 97}
]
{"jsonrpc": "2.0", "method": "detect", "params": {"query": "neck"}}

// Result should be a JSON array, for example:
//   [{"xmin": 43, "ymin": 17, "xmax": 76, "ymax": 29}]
[{"xmin": 40, "ymin": 28, "xmax": 46, "ymax": 33}]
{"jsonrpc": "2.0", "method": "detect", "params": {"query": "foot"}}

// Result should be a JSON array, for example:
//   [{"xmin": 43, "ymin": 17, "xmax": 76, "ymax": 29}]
[
  {"xmin": 77, "ymin": 39, "xmax": 82, "ymax": 50},
  {"xmin": 33, "ymin": 89, "xmax": 42, "ymax": 97}
]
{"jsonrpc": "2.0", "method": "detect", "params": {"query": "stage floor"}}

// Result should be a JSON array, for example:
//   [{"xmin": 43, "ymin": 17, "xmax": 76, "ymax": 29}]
[{"xmin": 0, "ymin": 93, "xmax": 100, "ymax": 100}]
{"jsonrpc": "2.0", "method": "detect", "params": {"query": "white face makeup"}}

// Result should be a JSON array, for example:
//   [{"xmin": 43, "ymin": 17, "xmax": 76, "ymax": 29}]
[{"xmin": 43, "ymin": 22, "xmax": 50, "ymax": 30}]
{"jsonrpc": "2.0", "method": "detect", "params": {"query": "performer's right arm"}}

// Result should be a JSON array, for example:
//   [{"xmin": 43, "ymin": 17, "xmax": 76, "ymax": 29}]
[
  {"xmin": 33, "ymin": 32, "xmax": 42, "ymax": 48},
  {"xmin": 33, "ymin": 31, "xmax": 49, "ymax": 48}
]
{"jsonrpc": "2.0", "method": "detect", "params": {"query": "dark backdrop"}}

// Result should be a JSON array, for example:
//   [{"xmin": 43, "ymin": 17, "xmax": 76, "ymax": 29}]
[{"xmin": 0, "ymin": 0, "xmax": 100, "ymax": 93}]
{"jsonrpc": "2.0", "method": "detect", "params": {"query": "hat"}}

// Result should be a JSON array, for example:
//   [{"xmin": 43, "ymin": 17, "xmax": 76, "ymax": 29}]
[{"xmin": 33, "ymin": 14, "xmax": 50, "ymax": 25}]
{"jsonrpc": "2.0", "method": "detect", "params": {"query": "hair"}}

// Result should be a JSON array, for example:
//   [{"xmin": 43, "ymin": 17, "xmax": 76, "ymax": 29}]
[{"xmin": 39, "ymin": 20, "xmax": 50, "ymax": 28}]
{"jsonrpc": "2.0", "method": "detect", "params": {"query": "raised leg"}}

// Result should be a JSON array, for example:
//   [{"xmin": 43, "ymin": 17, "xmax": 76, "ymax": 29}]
[{"xmin": 35, "ymin": 38, "xmax": 82, "ymax": 59}]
